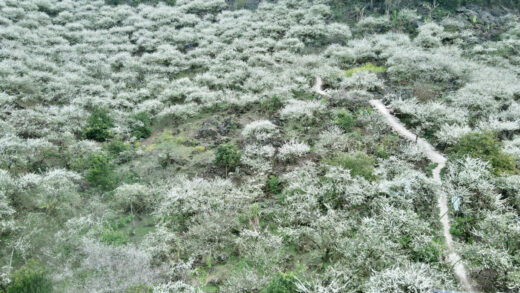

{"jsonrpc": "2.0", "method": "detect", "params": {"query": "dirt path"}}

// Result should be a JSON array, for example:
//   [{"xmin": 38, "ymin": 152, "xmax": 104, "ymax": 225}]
[
  {"xmin": 313, "ymin": 77, "xmax": 476, "ymax": 292},
  {"xmin": 313, "ymin": 76, "xmax": 331, "ymax": 98},
  {"xmin": 369, "ymin": 99, "xmax": 477, "ymax": 293}
]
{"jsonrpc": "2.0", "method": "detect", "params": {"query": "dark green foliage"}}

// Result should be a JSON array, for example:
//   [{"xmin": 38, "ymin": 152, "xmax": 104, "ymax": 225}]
[
  {"xmin": 266, "ymin": 175, "xmax": 282, "ymax": 195},
  {"xmin": 376, "ymin": 147, "xmax": 389, "ymax": 159},
  {"xmin": 214, "ymin": 142, "xmax": 241, "ymax": 170},
  {"xmin": 334, "ymin": 111, "xmax": 354, "ymax": 132},
  {"xmin": 328, "ymin": 152, "xmax": 377, "ymax": 181},
  {"xmin": 7, "ymin": 263, "xmax": 52, "ymax": 293},
  {"xmin": 83, "ymin": 108, "xmax": 114, "ymax": 142},
  {"xmin": 105, "ymin": 0, "xmax": 175, "ymax": 6},
  {"xmin": 261, "ymin": 96, "xmax": 283, "ymax": 113},
  {"xmin": 261, "ymin": 272, "xmax": 299, "ymax": 293},
  {"xmin": 85, "ymin": 153, "xmax": 116, "ymax": 190},
  {"xmin": 412, "ymin": 239, "xmax": 442, "ymax": 263},
  {"xmin": 450, "ymin": 215, "xmax": 477, "ymax": 243},
  {"xmin": 130, "ymin": 112, "xmax": 152, "ymax": 139},
  {"xmin": 106, "ymin": 139, "xmax": 130, "ymax": 156},
  {"xmin": 424, "ymin": 162, "xmax": 438, "ymax": 178},
  {"xmin": 376, "ymin": 134, "xmax": 400, "ymax": 159},
  {"xmin": 447, "ymin": 132, "xmax": 517, "ymax": 175}
]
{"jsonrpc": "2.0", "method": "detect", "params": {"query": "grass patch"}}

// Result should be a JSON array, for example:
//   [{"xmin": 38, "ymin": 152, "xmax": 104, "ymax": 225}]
[
  {"xmin": 327, "ymin": 152, "xmax": 377, "ymax": 181},
  {"xmin": 447, "ymin": 132, "xmax": 518, "ymax": 175},
  {"xmin": 344, "ymin": 62, "xmax": 386, "ymax": 77}
]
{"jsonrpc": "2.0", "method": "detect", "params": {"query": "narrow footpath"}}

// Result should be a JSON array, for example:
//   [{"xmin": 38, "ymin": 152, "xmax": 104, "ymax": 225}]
[
  {"xmin": 369, "ymin": 100, "xmax": 477, "ymax": 293},
  {"xmin": 313, "ymin": 77, "xmax": 477, "ymax": 292}
]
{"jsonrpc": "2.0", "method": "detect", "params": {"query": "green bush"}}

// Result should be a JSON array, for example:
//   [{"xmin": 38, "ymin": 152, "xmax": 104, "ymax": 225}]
[
  {"xmin": 412, "ymin": 239, "xmax": 442, "ymax": 263},
  {"xmin": 266, "ymin": 175, "xmax": 282, "ymax": 195},
  {"xmin": 130, "ymin": 112, "xmax": 152, "ymax": 139},
  {"xmin": 447, "ymin": 132, "xmax": 517, "ymax": 175},
  {"xmin": 106, "ymin": 139, "xmax": 130, "ymax": 156},
  {"xmin": 450, "ymin": 215, "xmax": 477, "ymax": 243},
  {"xmin": 334, "ymin": 111, "xmax": 354, "ymax": 132},
  {"xmin": 261, "ymin": 272, "xmax": 299, "ymax": 293},
  {"xmin": 214, "ymin": 142, "xmax": 241, "ymax": 171},
  {"xmin": 424, "ymin": 163, "xmax": 439, "ymax": 178},
  {"xmin": 85, "ymin": 153, "xmax": 116, "ymax": 190},
  {"xmin": 7, "ymin": 263, "xmax": 52, "ymax": 293},
  {"xmin": 328, "ymin": 152, "xmax": 376, "ymax": 181},
  {"xmin": 83, "ymin": 108, "xmax": 114, "ymax": 142},
  {"xmin": 377, "ymin": 134, "xmax": 400, "ymax": 159},
  {"xmin": 261, "ymin": 96, "xmax": 283, "ymax": 113}
]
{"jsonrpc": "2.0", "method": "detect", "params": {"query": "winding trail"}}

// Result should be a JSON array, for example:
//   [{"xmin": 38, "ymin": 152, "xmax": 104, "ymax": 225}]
[
  {"xmin": 313, "ymin": 78, "xmax": 477, "ymax": 292},
  {"xmin": 370, "ymin": 100, "xmax": 477, "ymax": 293}
]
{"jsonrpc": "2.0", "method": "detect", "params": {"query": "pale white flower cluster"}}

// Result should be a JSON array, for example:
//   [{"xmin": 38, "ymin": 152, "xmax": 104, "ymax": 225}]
[
  {"xmin": 242, "ymin": 144, "xmax": 276, "ymax": 173},
  {"xmin": 364, "ymin": 263, "xmax": 446, "ymax": 293},
  {"xmin": 435, "ymin": 123, "xmax": 472, "ymax": 146},
  {"xmin": 277, "ymin": 139, "xmax": 311, "ymax": 161},
  {"xmin": 279, "ymin": 99, "xmax": 326, "ymax": 122},
  {"xmin": 242, "ymin": 120, "xmax": 278, "ymax": 142}
]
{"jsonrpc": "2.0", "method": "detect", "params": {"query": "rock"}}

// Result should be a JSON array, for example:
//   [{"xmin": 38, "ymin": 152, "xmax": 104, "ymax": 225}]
[
  {"xmin": 196, "ymin": 119, "xmax": 219, "ymax": 139},
  {"xmin": 196, "ymin": 118, "xmax": 237, "ymax": 139},
  {"xmin": 217, "ymin": 118, "xmax": 235, "ymax": 136}
]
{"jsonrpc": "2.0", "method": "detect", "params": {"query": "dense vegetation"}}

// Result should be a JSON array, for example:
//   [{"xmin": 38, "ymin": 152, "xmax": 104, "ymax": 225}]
[{"xmin": 0, "ymin": 0, "xmax": 519, "ymax": 292}]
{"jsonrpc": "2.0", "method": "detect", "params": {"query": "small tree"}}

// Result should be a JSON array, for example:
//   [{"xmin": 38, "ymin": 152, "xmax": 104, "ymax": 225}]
[
  {"xmin": 214, "ymin": 143, "xmax": 241, "ymax": 172},
  {"xmin": 261, "ymin": 272, "xmax": 299, "ymax": 293},
  {"xmin": 7, "ymin": 263, "xmax": 52, "ymax": 293},
  {"xmin": 83, "ymin": 108, "xmax": 114, "ymax": 142},
  {"xmin": 266, "ymin": 175, "xmax": 281, "ymax": 195},
  {"xmin": 334, "ymin": 111, "xmax": 354, "ymax": 132},
  {"xmin": 130, "ymin": 112, "xmax": 152, "ymax": 139},
  {"xmin": 85, "ymin": 153, "xmax": 116, "ymax": 190}
]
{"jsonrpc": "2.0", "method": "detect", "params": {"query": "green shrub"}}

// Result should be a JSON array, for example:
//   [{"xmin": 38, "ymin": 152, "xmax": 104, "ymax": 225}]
[
  {"xmin": 447, "ymin": 132, "xmax": 517, "ymax": 175},
  {"xmin": 450, "ymin": 215, "xmax": 477, "ymax": 243},
  {"xmin": 266, "ymin": 175, "xmax": 282, "ymax": 195},
  {"xmin": 85, "ymin": 153, "xmax": 116, "ymax": 190},
  {"xmin": 261, "ymin": 272, "xmax": 299, "ymax": 293},
  {"xmin": 7, "ymin": 263, "xmax": 52, "ymax": 293},
  {"xmin": 130, "ymin": 112, "xmax": 152, "ymax": 139},
  {"xmin": 377, "ymin": 134, "xmax": 400, "ymax": 158},
  {"xmin": 261, "ymin": 96, "xmax": 283, "ymax": 113},
  {"xmin": 376, "ymin": 147, "xmax": 389, "ymax": 159},
  {"xmin": 83, "ymin": 108, "xmax": 114, "ymax": 142},
  {"xmin": 412, "ymin": 239, "xmax": 442, "ymax": 263},
  {"xmin": 106, "ymin": 139, "xmax": 130, "ymax": 156},
  {"xmin": 334, "ymin": 111, "xmax": 354, "ymax": 132},
  {"xmin": 214, "ymin": 142, "xmax": 241, "ymax": 171},
  {"xmin": 100, "ymin": 230, "xmax": 129, "ymax": 246},
  {"xmin": 328, "ymin": 152, "xmax": 376, "ymax": 181},
  {"xmin": 424, "ymin": 163, "xmax": 438, "ymax": 178}
]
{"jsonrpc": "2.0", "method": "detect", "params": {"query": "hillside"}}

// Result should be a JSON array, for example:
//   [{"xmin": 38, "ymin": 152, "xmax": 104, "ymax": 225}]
[{"xmin": 0, "ymin": 0, "xmax": 519, "ymax": 292}]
